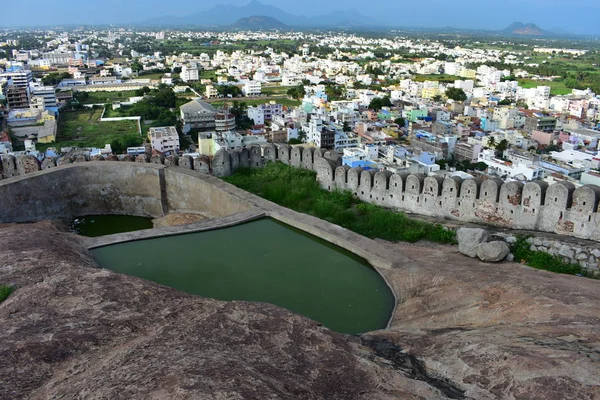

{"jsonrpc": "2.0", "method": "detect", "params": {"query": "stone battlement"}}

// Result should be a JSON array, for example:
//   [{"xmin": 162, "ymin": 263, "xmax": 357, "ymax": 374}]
[{"xmin": 2, "ymin": 142, "xmax": 600, "ymax": 241}]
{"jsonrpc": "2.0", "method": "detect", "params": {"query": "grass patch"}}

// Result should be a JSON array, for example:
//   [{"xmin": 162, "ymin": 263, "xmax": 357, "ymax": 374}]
[
  {"xmin": 224, "ymin": 162, "xmax": 456, "ymax": 244},
  {"xmin": 517, "ymin": 79, "xmax": 572, "ymax": 95},
  {"xmin": 0, "ymin": 285, "xmax": 14, "ymax": 303},
  {"xmin": 38, "ymin": 108, "xmax": 141, "ymax": 152},
  {"xmin": 413, "ymin": 74, "xmax": 461, "ymax": 83},
  {"xmin": 75, "ymin": 90, "xmax": 139, "ymax": 105},
  {"xmin": 511, "ymin": 235, "xmax": 597, "ymax": 278},
  {"xmin": 261, "ymin": 85, "xmax": 293, "ymax": 95}
]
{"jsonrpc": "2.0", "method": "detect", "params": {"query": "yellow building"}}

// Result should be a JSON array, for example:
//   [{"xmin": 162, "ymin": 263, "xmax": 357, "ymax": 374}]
[
  {"xmin": 421, "ymin": 87, "xmax": 440, "ymax": 99},
  {"xmin": 198, "ymin": 132, "xmax": 216, "ymax": 156},
  {"xmin": 460, "ymin": 69, "xmax": 477, "ymax": 79}
]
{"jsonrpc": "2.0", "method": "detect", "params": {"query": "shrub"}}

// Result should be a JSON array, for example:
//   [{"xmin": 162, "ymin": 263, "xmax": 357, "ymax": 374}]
[
  {"xmin": 0, "ymin": 285, "xmax": 14, "ymax": 303},
  {"xmin": 511, "ymin": 235, "xmax": 596, "ymax": 278},
  {"xmin": 224, "ymin": 163, "xmax": 457, "ymax": 244}
]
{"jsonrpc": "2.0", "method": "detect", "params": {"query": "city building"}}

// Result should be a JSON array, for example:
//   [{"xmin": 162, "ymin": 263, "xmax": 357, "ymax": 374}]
[
  {"xmin": 180, "ymin": 99, "xmax": 218, "ymax": 133},
  {"xmin": 181, "ymin": 66, "xmax": 199, "ymax": 82},
  {"xmin": 148, "ymin": 126, "xmax": 180, "ymax": 153},
  {"xmin": 215, "ymin": 110, "xmax": 236, "ymax": 133},
  {"xmin": 242, "ymin": 81, "xmax": 261, "ymax": 96}
]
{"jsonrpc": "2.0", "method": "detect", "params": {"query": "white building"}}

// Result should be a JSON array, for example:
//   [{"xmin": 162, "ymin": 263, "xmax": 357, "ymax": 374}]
[
  {"xmin": 478, "ymin": 149, "xmax": 544, "ymax": 181},
  {"xmin": 148, "ymin": 126, "xmax": 180, "ymax": 153},
  {"xmin": 181, "ymin": 66, "xmax": 199, "ymax": 83},
  {"xmin": 242, "ymin": 81, "xmax": 261, "ymax": 96},
  {"xmin": 247, "ymin": 106, "xmax": 264, "ymax": 125}
]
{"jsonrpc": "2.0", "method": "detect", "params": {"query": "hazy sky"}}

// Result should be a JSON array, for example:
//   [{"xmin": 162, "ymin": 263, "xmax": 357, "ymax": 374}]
[{"xmin": 3, "ymin": 0, "xmax": 600, "ymax": 34}]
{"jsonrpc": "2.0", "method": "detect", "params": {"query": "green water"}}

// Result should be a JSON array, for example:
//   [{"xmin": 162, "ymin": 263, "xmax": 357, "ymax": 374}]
[
  {"xmin": 70, "ymin": 215, "xmax": 154, "ymax": 237},
  {"xmin": 91, "ymin": 219, "xmax": 395, "ymax": 334}
]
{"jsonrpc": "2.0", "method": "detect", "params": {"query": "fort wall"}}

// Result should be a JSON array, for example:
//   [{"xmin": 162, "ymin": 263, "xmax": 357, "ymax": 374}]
[{"xmin": 2, "ymin": 145, "xmax": 600, "ymax": 242}]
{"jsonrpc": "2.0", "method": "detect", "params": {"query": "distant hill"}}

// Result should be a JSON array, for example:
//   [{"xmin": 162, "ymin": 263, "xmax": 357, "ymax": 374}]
[
  {"xmin": 233, "ymin": 16, "xmax": 287, "ymax": 30},
  {"xmin": 501, "ymin": 22, "xmax": 548, "ymax": 36},
  {"xmin": 141, "ymin": 0, "xmax": 375, "ymax": 28}
]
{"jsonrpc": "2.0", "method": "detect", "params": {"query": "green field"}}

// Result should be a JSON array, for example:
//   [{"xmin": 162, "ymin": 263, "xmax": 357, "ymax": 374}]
[
  {"xmin": 75, "ymin": 90, "xmax": 140, "ymax": 105},
  {"xmin": 261, "ymin": 85, "xmax": 293, "ymax": 95},
  {"xmin": 135, "ymin": 72, "xmax": 164, "ymax": 80},
  {"xmin": 38, "ymin": 108, "xmax": 141, "ymax": 151},
  {"xmin": 413, "ymin": 74, "xmax": 461, "ymax": 83},
  {"xmin": 517, "ymin": 79, "xmax": 572, "ymax": 95}
]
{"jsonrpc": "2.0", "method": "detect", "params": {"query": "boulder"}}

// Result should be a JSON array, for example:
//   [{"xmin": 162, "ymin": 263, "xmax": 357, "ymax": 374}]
[
  {"xmin": 457, "ymin": 227, "xmax": 489, "ymax": 258},
  {"xmin": 477, "ymin": 241, "xmax": 510, "ymax": 263}
]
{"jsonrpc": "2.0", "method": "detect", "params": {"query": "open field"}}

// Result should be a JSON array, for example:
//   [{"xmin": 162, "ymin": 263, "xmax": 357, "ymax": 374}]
[
  {"xmin": 412, "ymin": 74, "xmax": 461, "ymax": 83},
  {"xmin": 517, "ymin": 79, "xmax": 572, "ymax": 95},
  {"xmin": 37, "ymin": 108, "xmax": 141, "ymax": 151},
  {"xmin": 261, "ymin": 85, "xmax": 294, "ymax": 95},
  {"xmin": 75, "ymin": 90, "xmax": 139, "ymax": 105}
]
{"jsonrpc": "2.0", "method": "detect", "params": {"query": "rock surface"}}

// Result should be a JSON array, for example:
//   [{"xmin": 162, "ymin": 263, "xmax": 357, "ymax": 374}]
[
  {"xmin": 374, "ymin": 239, "xmax": 600, "ymax": 400},
  {"xmin": 457, "ymin": 227, "xmax": 489, "ymax": 258},
  {"xmin": 0, "ymin": 223, "xmax": 445, "ymax": 400},
  {"xmin": 476, "ymin": 241, "xmax": 510, "ymax": 262}
]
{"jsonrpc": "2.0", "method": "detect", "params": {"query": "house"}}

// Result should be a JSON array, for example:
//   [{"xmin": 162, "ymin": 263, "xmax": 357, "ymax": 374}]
[{"xmin": 148, "ymin": 126, "xmax": 180, "ymax": 153}]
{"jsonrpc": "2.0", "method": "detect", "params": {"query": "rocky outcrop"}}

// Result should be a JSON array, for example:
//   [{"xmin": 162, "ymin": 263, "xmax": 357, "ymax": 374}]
[
  {"xmin": 457, "ymin": 227, "xmax": 489, "ymax": 258},
  {"xmin": 476, "ymin": 241, "xmax": 510, "ymax": 262},
  {"xmin": 0, "ymin": 223, "xmax": 446, "ymax": 400}
]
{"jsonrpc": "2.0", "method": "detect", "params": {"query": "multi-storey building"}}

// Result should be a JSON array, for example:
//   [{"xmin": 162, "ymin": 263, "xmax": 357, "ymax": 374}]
[
  {"xmin": 242, "ymin": 81, "xmax": 261, "ymax": 96},
  {"xmin": 148, "ymin": 126, "xmax": 180, "ymax": 153},
  {"xmin": 181, "ymin": 66, "xmax": 199, "ymax": 82},
  {"xmin": 215, "ymin": 110, "xmax": 236, "ymax": 133},
  {"xmin": 6, "ymin": 86, "xmax": 29, "ymax": 109},
  {"xmin": 0, "ymin": 70, "xmax": 33, "ymax": 88},
  {"xmin": 180, "ymin": 99, "xmax": 217, "ymax": 133}
]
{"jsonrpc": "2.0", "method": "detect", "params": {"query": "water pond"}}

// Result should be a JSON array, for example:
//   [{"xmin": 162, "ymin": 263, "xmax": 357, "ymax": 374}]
[{"xmin": 91, "ymin": 218, "xmax": 395, "ymax": 334}]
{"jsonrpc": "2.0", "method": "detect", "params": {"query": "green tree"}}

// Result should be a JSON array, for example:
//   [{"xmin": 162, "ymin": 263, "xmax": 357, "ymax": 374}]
[
  {"xmin": 287, "ymin": 84, "xmax": 306, "ymax": 100},
  {"xmin": 394, "ymin": 117, "xmax": 406, "ymax": 127},
  {"xmin": 342, "ymin": 121, "xmax": 351, "ymax": 132},
  {"xmin": 487, "ymin": 136, "xmax": 496, "ymax": 148},
  {"xmin": 445, "ymin": 87, "xmax": 467, "ymax": 102},
  {"xmin": 495, "ymin": 139, "xmax": 509, "ymax": 157}
]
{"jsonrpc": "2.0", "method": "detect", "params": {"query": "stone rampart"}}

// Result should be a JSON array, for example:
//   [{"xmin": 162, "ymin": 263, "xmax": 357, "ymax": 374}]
[{"xmin": 3, "ymin": 144, "xmax": 600, "ymax": 241}]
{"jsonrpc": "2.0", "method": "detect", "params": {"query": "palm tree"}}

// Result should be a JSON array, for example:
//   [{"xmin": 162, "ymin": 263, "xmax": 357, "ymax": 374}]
[{"xmin": 487, "ymin": 136, "xmax": 496, "ymax": 149}]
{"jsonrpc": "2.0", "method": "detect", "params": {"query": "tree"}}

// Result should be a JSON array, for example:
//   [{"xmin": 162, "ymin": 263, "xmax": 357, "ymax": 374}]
[
  {"xmin": 288, "ymin": 138, "xmax": 303, "ymax": 145},
  {"xmin": 495, "ymin": 139, "xmax": 509, "ymax": 157},
  {"xmin": 41, "ymin": 72, "xmax": 71, "ymax": 86},
  {"xmin": 172, "ymin": 66, "xmax": 182, "ymax": 74},
  {"xmin": 135, "ymin": 86, "xmax": 152, "ymax": 96},
  {"xmin": 497, "ymin": 98, "xmax": 512, "ymax": 106},
  {"xmin": 287, "ymin": 84, "xmax": 305, "ymax": 100},
  {"xmin": 394, "ymin": 117, "xmax": 406, "ymax": 127},
  {"xmin": 432, "ymin": 94, "xmax": 443, "ymax": 103},
  {"xmin": 342, "ymin": 121, "xmax": 351, "ymax": 132},
  {"xmin": 487, "ymin": 136, "xmax": 496, "ymax": 148},
  {"xmin": 445, "ymin": 87, "xmax": 467, "ymax": 102},
  {"xmin": 369, "ymin": 96, "xmax": 391, "ymax": 111}
]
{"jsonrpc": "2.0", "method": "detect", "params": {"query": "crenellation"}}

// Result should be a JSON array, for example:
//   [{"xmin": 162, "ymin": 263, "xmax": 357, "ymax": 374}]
[
  {"xmin": 248, "ymin": 145, "xmax": 263, "ymax": 168},
  {"xmin": 290, "ymin": 147, "xmax": 303, "ymax": 168},
  {"xmin": 301, "ymin": 147, "xmax": 315, "ymax": 170},
  {"xmin": 334, "ymin": 165, "xmax": 350, "ymax": 190},
  {"xmin": 212, "ymin": 148, "xmax": 232, "ymax": 177},
  {"xmin": 277, "ymin": 144, "xmax": 292, "ymax": 165},
  {"xmin": 151, "ymin": 155, "xmax": 165, "ymax": 165},
  {"xmin": 5, "ymin": 144, "xmax": 600, "ymax": 241},
  {"xmin": 237, "ymin": 148, "xmax": 250, "ymax": 169},
  {"xmin": 193, "ymin": 155, "xmax": 211, "ymax": 173},
  {"xmin": 228, "ymin": 149, "xmax": 240, "ymax": 172},
  {"xmin": 178, "ymin": 155, "xmax": 194, "ymax": 169},
  {"xmin": 263, "ymin": 143, "xmax": 278, "ymax": 163}
]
